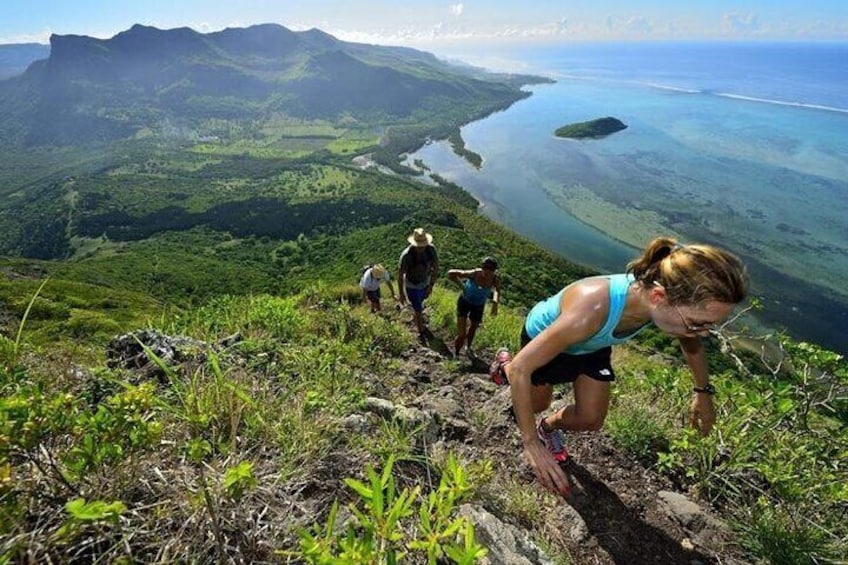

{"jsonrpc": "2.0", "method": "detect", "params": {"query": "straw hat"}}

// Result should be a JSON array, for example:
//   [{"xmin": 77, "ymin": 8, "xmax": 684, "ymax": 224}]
[
  {"xmin": 371, "ymin": 264, "xmax": 386, "ymax": 278},
  {"xmin": 407, "ymin": 227, "xmax": 433, "ymax": 247}
]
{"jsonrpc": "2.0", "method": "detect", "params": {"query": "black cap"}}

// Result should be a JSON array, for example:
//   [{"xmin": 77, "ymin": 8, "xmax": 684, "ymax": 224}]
[{"xmin": 482, "ymin": 256, "xmax": 499, "ymax": 271}]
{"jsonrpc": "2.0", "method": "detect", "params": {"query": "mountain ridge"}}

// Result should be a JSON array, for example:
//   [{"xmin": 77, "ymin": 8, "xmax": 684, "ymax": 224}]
[
  {"xmin": 1, "ymin": 23, "xmax": 546, "ymax": 146},
  {"xmin": 0, "ymin": 42, "xmax": 49, "ymax": 79}
]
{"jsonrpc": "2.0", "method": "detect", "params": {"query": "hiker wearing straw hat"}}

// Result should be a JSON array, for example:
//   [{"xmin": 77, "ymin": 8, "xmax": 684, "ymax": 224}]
[
  {"xmin": 448, "ymin": 256, "xmax": 501, "ymax": 359},
  {"xmin": 360, "ymin": 264, "xmax": 396, "ymax": 313},
  {"xmin": 398, "ymin": 228, "xmax": 439, "ymax": 340}
]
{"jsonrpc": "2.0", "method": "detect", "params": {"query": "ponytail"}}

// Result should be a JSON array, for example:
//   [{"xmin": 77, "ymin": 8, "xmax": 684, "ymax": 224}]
[
  {"xmin": 626, "ymin": 237, "xmax": 678, "ymax": 283},
  {"xmin": 627, "ymin": 237, "xmax": 748, "ymax": 306}
]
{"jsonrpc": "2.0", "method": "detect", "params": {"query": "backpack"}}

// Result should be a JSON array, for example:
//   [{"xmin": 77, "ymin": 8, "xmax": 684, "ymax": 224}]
[
  {"xmin": 358, "ymin": 264, "xmax": 373, "ymax": 283},
  {"xmin": 404, "ymin": 246, "xmax": 436, "ymax": 285}
]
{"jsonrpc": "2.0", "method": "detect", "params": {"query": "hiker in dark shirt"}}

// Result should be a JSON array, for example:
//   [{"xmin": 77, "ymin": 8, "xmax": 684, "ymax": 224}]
[{"xmin": 398, "ymin": 228, "xmax": 438, "ymax": 341}]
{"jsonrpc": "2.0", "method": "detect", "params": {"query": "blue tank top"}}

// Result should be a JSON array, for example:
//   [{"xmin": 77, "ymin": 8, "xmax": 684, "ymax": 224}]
[
  {"xmin": 524, "ymin": 274, "xmax": 646, "ymax": 355},
  {"xmin": 462, "ymin": 277, "xmax": 492, "ymax": 306}
]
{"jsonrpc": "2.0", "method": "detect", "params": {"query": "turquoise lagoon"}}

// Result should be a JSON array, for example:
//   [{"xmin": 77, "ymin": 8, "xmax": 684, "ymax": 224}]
[{"xmin": 408, "ymin": 42, "xmax": 848, "ymax": 353}]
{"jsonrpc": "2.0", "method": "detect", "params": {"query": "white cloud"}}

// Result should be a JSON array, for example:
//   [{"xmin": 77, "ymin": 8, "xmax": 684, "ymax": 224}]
[
  {"xmin": 0, "ymin": 29, "xmax": 52, "ymax": 44},
  {"xmin": 623, "ymin": 16, "xmax": 652, "ymax": 35},
  {"xmin": 189, "ymin": 21, "xmax": 217, "ymax": 33},
  {"xmin": 555, "ymin": 17, "xmax": 568, "ymax": 35},
  {"xmin": 723, "ymin": 12, "xmax": 762, "ymax": 34},
  {"xmin": 601, "ymin": 15, "xmax": 653, "ymax": 37},
  {"xmin": 450, "ymin": 4, "xmax": 464, "ymax": 17}
]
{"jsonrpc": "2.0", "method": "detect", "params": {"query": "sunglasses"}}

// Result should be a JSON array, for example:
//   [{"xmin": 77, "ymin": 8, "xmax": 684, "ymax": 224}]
[{"xmin": 674, "ymin": 304, "xmax": 717, "ymax": 332}]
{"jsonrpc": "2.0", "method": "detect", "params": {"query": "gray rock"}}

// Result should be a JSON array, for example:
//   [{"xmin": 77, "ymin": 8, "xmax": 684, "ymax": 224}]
[
  {"xmin": 657, "ymin": 491, "xmax": 730, "ymax": 552},
  {"xmin": 105, "ymin": 329, "xmax": 208, "ymax": 381},
  {"xmin": 414, "ymin": 385, "xmax": 464, "ymax": 420},
  {"xmin": 394, "ymin": 405, "xmax": 440, "ymax": 444},
  {"xmin": 657, "ymin": 491, "xmax": 709, "ymax": 532},
  {"xmin": 362, "ymin": 396, "xmax": 396, "ymax": 418},
  {"xmin": 458, "ymin": 504, "xmax": 554, "ymax": 565},
  {"xmin": 361, "ymin": 397, "xmax": 440, "ymax": 443},
  {"xmin": 340, "ymin": 414, "xmax": 371, "ymax": 433}
]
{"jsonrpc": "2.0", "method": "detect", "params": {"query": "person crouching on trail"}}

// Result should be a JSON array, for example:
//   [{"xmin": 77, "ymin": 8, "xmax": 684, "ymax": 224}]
[
  {"xmin": 398, "ymin": 228, "xmax": 439, "ymax": 341},
  {"xmin": 360, "ymin": 264, "xmax": 396, "ymax": 313},
  {"xmin": 448, "ymin": 256, "xmax": 501, "ymax": 359},
  {"xmin": 488, "ymin": 237, "xmax": 748, "ymax": 497}
]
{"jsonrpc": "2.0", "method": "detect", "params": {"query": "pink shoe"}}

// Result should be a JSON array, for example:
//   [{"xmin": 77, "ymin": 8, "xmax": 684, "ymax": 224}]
[
  {"xmin": 488, "ymin": 348, "xmax": 511, "ymax": 386},
  {"xmin": 536, "ymin": 415, "xmax": 569, "ymax": 462}
]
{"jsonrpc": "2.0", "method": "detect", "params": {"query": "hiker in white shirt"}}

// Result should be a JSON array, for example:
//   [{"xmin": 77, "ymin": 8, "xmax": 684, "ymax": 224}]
[{"xmin": 360, "ymin": 264, "xmax": 396, "ymax": 313}]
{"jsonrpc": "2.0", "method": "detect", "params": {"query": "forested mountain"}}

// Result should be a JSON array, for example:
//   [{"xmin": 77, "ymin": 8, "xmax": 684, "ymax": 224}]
[
  {"xmin": 0, "ymin": 43, "xmax": 49, "ymax": 79},
  {"xmin": 0, "ymin": 24, "xmax": 550, "ymax": 261},
  {"xmin": 0, "ymin": 24, "xmax": 544, "ymax": 146}
]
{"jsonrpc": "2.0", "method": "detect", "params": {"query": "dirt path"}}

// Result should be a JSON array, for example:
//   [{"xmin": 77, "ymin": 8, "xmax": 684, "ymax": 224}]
[{"xmin": 377, "ymin": 310, "xmax": 747, "ymax": 564}]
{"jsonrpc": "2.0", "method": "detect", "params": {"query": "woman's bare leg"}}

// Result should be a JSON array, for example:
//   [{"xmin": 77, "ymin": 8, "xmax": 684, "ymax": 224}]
[{"xmin": 544, "ymin": 375, "xmax": 610, "ymax": 432}]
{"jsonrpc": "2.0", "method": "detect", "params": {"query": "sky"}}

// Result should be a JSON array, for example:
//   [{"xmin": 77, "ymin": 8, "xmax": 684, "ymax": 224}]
[{"xmin": 2, "ymin": 0, "xmax": 848, "ymax": 48}]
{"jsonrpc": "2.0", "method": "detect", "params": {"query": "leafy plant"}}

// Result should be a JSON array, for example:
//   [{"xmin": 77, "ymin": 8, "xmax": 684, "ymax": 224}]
[
  {"xmin": 63, "ymin": 383, "xmax": 162, "ymax": 477},
  {"xmin": 292, "ymin": 454, "xmax": 486, "ymax": 564},
  {"xmin": 55, "ymin": 498, "xmax": 126, "ymax": 541},
  {"xmin": 606, "ymin": 406, "xmax": 670, "ymax": 460},
  {"xmin": 223, "ymin": 460, "xmax": 257, "ymax": 501},
  {"xmin": 0, "ymin": 278, "xmax": 49, "ymax": 374},
  {"xmin": 735, "ymin": 499, "xmax": 833, "ymax": 565}
]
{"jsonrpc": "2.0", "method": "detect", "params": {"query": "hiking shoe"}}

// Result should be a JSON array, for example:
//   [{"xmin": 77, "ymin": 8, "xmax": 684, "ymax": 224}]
[
  {"xmin": 536, "ymin": 415, "xmax": 569, "ymax": 462},
  {"xmin": 488, "ymin": 348, "xmax": 511, "ymax": 386}
]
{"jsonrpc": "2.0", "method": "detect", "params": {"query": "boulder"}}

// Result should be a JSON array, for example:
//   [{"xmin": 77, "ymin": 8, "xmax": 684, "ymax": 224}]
[{"xmin": 458, "ymin": 504, "xmax": 554, "ymax": 564}]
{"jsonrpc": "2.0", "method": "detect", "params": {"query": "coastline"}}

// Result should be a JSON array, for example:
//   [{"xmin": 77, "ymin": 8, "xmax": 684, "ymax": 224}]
[{"xmin": 400, "ymin": 64, "xmax": 848, "ymax": 354}]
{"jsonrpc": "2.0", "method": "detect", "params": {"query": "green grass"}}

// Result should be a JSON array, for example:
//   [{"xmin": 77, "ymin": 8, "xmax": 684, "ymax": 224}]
[{"xmin": 735, "ymin": 500, "xmax": 835, "ymax": 565}]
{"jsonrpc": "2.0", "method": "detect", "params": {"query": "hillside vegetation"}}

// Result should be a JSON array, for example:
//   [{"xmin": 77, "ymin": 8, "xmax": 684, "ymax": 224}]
[
  {"xmin": 1, "ymin": 271, "xmax": 846, "ymax": 562},
  {"xmin": 0, "ymin": 24, "xmax": 549, "ymax": 260}
]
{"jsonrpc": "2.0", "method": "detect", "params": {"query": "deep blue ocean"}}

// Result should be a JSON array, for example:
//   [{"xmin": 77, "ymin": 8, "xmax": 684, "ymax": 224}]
[{"xmin": 407, "ymin": 41, "xmax": 848, "ymax": 353}]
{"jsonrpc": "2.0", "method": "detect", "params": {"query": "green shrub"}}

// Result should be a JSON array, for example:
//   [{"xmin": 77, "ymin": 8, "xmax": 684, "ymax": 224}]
[
  {"xmin": 64, "ymin": 383, "xmax": 162, "ymax": 477},
  {"xmin": 606, "ymin": 406, "xmax": 670, "ymax": 460},
  {"xmin": 9, "ymin": 296, "xmax": 70, "ymax": 321},
  {"xmin": 176, "ymin": 294, "xmax": 306, "ymax": 341},
  {"xmin": 292, "ymin": 454, "xmax": 486, "ymax": 564},
  {"xmin": 64, "ymin": 310, "xmax": 123, "ymax": 338},
  {"xmin": 736, "ymin": 500, "xmax": 835, "ymax": 565}
]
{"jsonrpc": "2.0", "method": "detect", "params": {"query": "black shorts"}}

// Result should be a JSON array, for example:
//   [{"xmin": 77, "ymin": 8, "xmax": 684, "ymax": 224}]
[
  {"xmin": 520, "ymin": 326, "xmax": 615, "ymax": 385},
  {"xmin": 366, "ymin": 289, "xmax": 381, "ymax": 302},
  {"xmin": 457, "ymin": 295, "xmax": 485, "ymax": 324}
]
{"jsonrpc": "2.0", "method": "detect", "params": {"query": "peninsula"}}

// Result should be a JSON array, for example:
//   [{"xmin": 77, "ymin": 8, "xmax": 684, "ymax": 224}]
[{"xmin": 555, "ymin": 116, "xmax": 628, "ymax": 139}]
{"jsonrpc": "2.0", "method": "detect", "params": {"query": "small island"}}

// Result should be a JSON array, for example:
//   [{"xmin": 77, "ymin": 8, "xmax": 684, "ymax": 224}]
[{"xmin": 555, "ymin": 117, "xmax": 628, "ymax": 139}]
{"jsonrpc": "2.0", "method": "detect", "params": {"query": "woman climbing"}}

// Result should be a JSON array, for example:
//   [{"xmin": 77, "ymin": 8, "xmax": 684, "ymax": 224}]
[{"xmin": 489, "ymin": 237, "xmax": 748, "ymax": 497}]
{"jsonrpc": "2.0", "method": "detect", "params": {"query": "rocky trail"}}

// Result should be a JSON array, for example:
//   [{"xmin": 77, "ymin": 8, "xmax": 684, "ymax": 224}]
[
  {"xmin": 327, "ymin": 309, "xmax": 750, "ymax": 564},
  {"xmin": 103, "ymin": 308, "xmax": 750, "ymax": 564}
]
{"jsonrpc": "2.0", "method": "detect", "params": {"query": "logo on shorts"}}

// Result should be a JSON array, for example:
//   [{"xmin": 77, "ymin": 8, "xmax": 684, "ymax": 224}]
[{"xmin": 599, "ymin": 369, "xmax": 611, "ymax": 376}]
